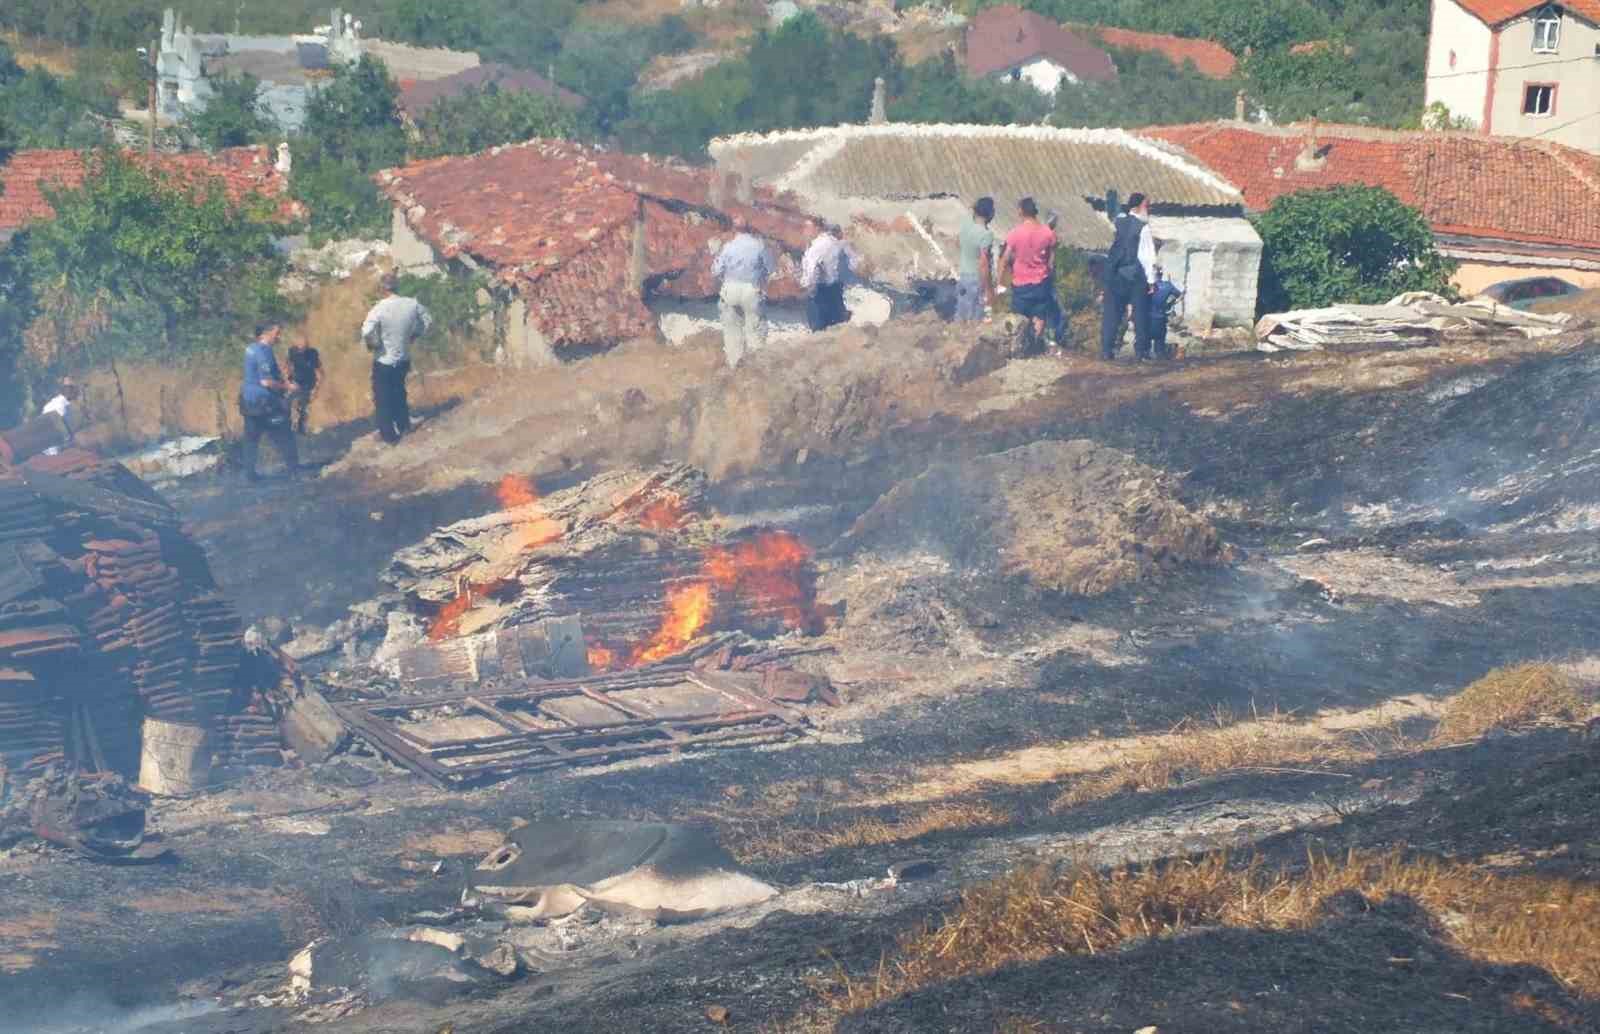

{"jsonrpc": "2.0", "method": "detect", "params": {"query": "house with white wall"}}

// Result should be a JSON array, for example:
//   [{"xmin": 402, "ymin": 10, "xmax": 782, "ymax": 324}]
[
  {"xmin": 1425, "ymin": 0, "xmax": 1600, "ymax": 154},
  {"xmin": 963, "ymin": 5, "xmax": 1116, "ymax": 98}
]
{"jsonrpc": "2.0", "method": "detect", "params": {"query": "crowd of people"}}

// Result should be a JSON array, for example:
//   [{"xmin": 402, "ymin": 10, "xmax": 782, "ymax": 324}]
[
  {"xmin": 710, "ymin": 191, "xmax": 1184, "ymax": 367},
  {"xmin": 232, "ymin": 271, "xmax": 432, "ymax": 481},
  {"xmin": 205, "ymin": 198, "xmax": 1183, "ymax": 478}
]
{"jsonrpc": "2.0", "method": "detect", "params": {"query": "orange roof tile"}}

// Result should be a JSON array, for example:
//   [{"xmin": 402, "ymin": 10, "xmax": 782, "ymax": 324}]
[
  {"xmin": 0, "ymin": 146, "xmax": 296, "ymax": 234},
  {"xmin": 1454, "ymin": 0, "xmax": 1600, "ymax": 25},
  {"xmin": 1142, "ymin": 122, "xmax": 1600, "ymax": 253},
  {"xmin": 1071, "ymin": 24, "xmax": 1236, "ymax": 79},
  {"xmin": 375, "ymin": 140, "xmax": 818, "ymax": 348}
]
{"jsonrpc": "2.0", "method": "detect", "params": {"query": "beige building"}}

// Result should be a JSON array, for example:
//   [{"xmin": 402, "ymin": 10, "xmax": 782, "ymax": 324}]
[{"xmin": 1425, "ymin": 0, "xmax": 1600, "ymax": 154}]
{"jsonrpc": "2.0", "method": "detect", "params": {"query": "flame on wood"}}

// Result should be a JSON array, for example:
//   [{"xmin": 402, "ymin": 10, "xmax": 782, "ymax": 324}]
[
  {"xmin": 587, "ymin": 641, "xmax": 618, "ymax": 671},
  {"xmin": 630, "ymin": 582, "xmax": 715, "ymax": 666},
  {"xmin": 705, "ymin": 531, "xmax": 826, "ymax": 634},
  {"xmin": 428, "ymin": 578, "xmax": 512, "ymax": 641},
  {"xmin": 496, "ymin": 474, "xmax": 564, "ymax": 553},
  {"xmin": 636, "ymin": 493, "xmax": 690, "ymax": 531}
]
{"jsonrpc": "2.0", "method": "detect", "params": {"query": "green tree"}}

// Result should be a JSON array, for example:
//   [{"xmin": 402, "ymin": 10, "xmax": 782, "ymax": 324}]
[
  {"xmin": 301, "ymin": 55, "xmax": 406, "ymax": 172},
  {"xmin": 24, "ymin": 149, "xmax": 289, "ymax": 365},
  {"xmin": 188, "ymin": 73, "xmax": 277, "ymax": 150},
  {"xmin": 411, "ymin": 83, "xmax": 577, "ymax": 158},
  {"xmin": 1253, "ymin": 185, "xmax": 1456, "ymax": 313},
  {"xmin": 554, "ymin": 17, "xmax": 696, "ymax": 136},
  {"xmin": 0, "ymin": 65, "xmax": 115, "ymax": 148},
  {"xmin": 621, "ymin": 13, "xmax": 900, "ymax": 158},
  {"xmin": 1050, "ymin": 45, "xmax": 1238, "ymax": 128},
  {"xmin": 293, "ymin": 55, "xmax": 405, "ymax": 242},
  {"xmin": 891, "ymin": 51, "xmax": 1051, "ymax": 125}
]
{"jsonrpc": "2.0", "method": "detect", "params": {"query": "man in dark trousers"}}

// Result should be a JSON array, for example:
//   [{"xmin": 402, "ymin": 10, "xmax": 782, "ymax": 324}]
[
  {"xmin": 238, "ymin": 321, "xmax": 299, "ymax": 481},
  {"xmin": 1100, "ymin": 192, "xmax": 1157, "ymax": 361},
  {"xmin": 286, "ymin": 335, "xmax": 322, "ymax": 434},
  {"xmin": 361, "ymin": 271, "xmax": 433, "ymax": 444}
]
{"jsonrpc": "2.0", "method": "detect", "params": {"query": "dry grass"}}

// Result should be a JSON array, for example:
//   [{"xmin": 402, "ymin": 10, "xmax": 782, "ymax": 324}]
[
  {"xmin": 1, "ymin": 31, "xmax": 78, "ymax": 76},
  {"xmin": 1052, "ymin": 708, "xmax": 1414, "ymax": 811},
  {"xmin": 1433, "ymin": 662, "xmax": 1585, "ymax": 743},
  {"xmin": 720, "ymin": 802, "xmax": 1011, "ymax": 865},
  {"xmin": 780, "ymin": 849, "xmax": 1600, "ymax": 1030}
]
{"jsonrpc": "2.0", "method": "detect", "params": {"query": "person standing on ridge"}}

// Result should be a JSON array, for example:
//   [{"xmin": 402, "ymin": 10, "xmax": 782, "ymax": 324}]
[
  {"xmin": 361, "ymin": 271, "xmax": 432, "ymax": 444},
  {"xmin": 711, "ymin": 223, "xmax": 774, "ymax": 368},
  {"xmin": 1100, "ymin": 192, "xmax": 1157, "ymax": 361},
  {"xmin": 954, "ymin": 197, "xmax": 996, "ymax": 323},
  {"xmin": 286, "ymin": 335, "xmax": 323, "ymax": 435},
  {"xmin": 1000, "ymin": 197, "xmax": 1057, "ymax": 350},
  {"xmin": 238, "ymin": 321, "xmax": 299, "ymax": 481}
]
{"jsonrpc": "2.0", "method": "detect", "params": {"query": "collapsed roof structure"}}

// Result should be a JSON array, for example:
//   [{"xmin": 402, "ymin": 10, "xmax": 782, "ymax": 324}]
[
  {"xmin": 376, "ymin": 139, "xmax": 818, "ymax": 362},
  {"xmin": 710, "ymin": 123, "xmax": 1262, "ymax": 329}
]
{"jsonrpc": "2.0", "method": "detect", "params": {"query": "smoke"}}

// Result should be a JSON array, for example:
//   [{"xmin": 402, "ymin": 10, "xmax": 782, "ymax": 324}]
[{"xmin": 5, "ymin": 994, "xmax": 221, "ymax": 1034}]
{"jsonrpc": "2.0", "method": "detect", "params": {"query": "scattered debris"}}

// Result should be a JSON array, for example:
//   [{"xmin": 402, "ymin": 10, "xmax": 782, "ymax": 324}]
[
  {"xmin": 1255, "ymin": 292, "xmax": 1577, "ymax": 352},
  {"xmin": 705, "ymin": 1003, "xmax": 731, "ymax": 1024},
  {"xmin": 464, "ymin": 819, "xmax": 778, "ymax": 922},
  {"xmin": 2, "ymin": 767, "xmax": 170, "ymax": 863},
  {"xmin": 115, "ymin": 436, "xmax": 222, "ymax": 483}
]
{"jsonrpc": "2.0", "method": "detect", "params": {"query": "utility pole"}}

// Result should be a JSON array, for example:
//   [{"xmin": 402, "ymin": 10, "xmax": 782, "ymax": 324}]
[{"xmin": 148, "ymin": 39, "xmax": 158, "ymax": 154}]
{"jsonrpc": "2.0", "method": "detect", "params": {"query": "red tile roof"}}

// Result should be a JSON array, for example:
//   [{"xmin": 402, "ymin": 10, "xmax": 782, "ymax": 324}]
[
  {"xmin": 1071, "ymin": 24, "xmax": 1236, "ymax": 79},
  {"xmin": 397, "ymin": 62, "xmax": 586, "ymax": 119},
  {"xmin": 375, "ymin": 140, "xmax": 819, "ymax": 348},
  {"xmin": 1454, "ymin": 0, "xmax": 1600, "ymax": 25},
  {"xmin": 1142, "ymin": 122, "xmax": 1600, "ymax": 253},
  {"xmin": 0, "ymin": 146, "xmax": 296, "ymax": 234},
  {"xmin": 965, "ymin": 6, "xmax": 1116, "ymax": 83}
]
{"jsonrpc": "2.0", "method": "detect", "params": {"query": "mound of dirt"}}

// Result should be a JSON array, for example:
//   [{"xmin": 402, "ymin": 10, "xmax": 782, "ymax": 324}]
[{"xmin": 844, "ymin": 440, "xmax": 1230, "ymax": 596}]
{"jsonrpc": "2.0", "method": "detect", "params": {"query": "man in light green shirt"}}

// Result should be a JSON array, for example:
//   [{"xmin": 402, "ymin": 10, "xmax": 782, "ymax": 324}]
[{"xmin": 954, "ymin": 196, "xmax": 996, "ymax": 322}]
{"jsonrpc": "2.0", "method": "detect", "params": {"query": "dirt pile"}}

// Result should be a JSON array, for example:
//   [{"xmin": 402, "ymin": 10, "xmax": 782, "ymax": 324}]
[{"xmin": 844, "ymin": 439, "xmax": 1230, "ymax": 596}]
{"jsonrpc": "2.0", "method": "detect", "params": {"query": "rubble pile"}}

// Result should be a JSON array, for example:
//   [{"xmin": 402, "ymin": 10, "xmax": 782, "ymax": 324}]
[
  {"xmin": 0, "ymin": 449, "xmax": 260, "ymax": 779},
  {"xmin": 845, "ymin": 439, "xmax": 1231, "ymax": 597},
  {"xmin": 1255, "ymin": 292, "xmax": 1578, "ymax": 352}
]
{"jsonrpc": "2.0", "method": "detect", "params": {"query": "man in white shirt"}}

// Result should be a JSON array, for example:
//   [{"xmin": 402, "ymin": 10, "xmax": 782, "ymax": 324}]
[
  {"xmin": 1099, "ymin": 192, "xmax": 1158, "ymax": 361},
  {"xmin": 711, "ymin": 225, "xmax": 775, "ymax": 368},
  {"xmin": 361, "ymin": 271, "xmax": 433, "ymax": 444},
  {"xmin": 40, "ymin": 379, "xmax": 82, "ymax": 455}
]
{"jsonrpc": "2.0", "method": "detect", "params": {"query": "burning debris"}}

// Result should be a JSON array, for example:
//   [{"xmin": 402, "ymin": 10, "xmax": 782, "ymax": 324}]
[{"xmin": 375, "ymin": 463, "xmax": 829, "ymax": 676}]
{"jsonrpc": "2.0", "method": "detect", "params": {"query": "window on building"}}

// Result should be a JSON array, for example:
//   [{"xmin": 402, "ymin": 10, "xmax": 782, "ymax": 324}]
[
  {"xmin": 1533, "ymin": 7, "xmax": 1561, "ymax": 52},
  {"xmin": 1523, "ymin": 83, "xmax": 1556, "ymax": 116}
]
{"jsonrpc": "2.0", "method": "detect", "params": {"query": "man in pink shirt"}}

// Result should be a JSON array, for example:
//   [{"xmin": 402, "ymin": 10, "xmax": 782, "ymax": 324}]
[{"xmin": 1000, "ymin": 197, "xmax": 1057, "ymax": 348}]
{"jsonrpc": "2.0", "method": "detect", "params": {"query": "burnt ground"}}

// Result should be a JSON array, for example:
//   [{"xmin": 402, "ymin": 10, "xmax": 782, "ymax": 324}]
[{"xmin": 4, "ymin": 336, "xmax": 1600, "ymax": 1033}]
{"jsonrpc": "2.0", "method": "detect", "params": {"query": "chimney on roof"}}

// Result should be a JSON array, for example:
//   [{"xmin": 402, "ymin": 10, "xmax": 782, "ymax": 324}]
[
  {"xmin": 869, "ymin": 77, "xmax": 887, "ymax": 125},
  {"xmin": 275, "ymin": 141, "xmax": 292, "ymax": 175},
  {"xmin": 1296, "ymin": 118, "xmax": 1326, "ymax": 172},
  {"xmin": 1234, "ymin": 90, "xmax": 1246, "ymax": 122},
  {"xmin": 630, "ymin": 197, "xmax": 647, "ymax": 297}
]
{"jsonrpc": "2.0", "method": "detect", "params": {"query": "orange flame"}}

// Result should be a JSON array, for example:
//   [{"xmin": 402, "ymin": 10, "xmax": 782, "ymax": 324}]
[
  {"xmin": 704, "ymin": 531, "xmax": 824, "ymax": 633},
  {"xmin": 630, "ymin": 581, "xmax": 715, "ymax": 666},
  {"xmin": 637, "ymin": 494, "xmax": 689, "ymax": 532},
  {"xmin": 496, "ymin": 474, "xmax": 539, "ymax": 509},
  {"xmin": 587, "ymin": 642, "xmax": 618, "ymax": 671},
  {"xmin": 493, "ymin": 474, "xmax": 564, "ymax": 552}
]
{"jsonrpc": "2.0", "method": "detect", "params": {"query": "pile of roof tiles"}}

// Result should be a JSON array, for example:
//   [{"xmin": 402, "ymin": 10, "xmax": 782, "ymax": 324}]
[{"xmin": 0, "ymin": 448, "xmax": 271, "ymax": 779}]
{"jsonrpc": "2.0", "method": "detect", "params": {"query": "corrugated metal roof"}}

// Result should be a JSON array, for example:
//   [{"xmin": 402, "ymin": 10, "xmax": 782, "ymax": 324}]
[{"xmin": 711, "ymin": 124, "xmax": 1243, "ymax": 250}]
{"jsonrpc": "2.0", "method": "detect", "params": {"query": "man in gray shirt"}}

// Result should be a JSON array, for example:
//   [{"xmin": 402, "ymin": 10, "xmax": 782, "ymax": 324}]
[
  {"xmin": 954, "ymin": 196, "xmax": 996, "ymax": 322},
  {"xmin": 361, "ymin": 271, "xmax": 433, "ymax": 443},
  {"xmin": 711, "ymin": 225, "xmax": 774, "ymax": 368}
]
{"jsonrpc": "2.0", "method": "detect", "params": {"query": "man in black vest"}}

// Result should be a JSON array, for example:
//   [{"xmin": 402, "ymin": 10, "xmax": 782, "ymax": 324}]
[{"xmin": 1100, "ymin": 192, "xmax": 1157, "ymax": 361}]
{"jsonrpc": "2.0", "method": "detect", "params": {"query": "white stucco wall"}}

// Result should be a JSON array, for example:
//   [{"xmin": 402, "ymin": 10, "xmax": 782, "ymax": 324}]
[
  {"xmin": 389, "ymin": 208, "xmax": 443, "ymax": 276},
  {"xmin": 993, "ymin": 59, "xmax": 1077, "ymax": 98},
  {"xmin": 1425, "ymin": 0, "xmax": 1495, "ymax": 127},
  {"xmin": 655, "ymin": 286, "xmax": 895, "ymax": 346},
  {"xmin": 1148, "ymin": 215, "xmax": 1263, "ymax": 329},
  {"xmin": 1487, "ymin": 10, "xmax": 1600, "ymax": 152}
]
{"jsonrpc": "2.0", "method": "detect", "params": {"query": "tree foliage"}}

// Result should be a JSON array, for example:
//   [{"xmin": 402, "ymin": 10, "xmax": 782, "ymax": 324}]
[
  {"xmin": 188, "ymin": 73, "xmax": 277, "ymax": 150},
  {"xmin": 1050, "ymin": 45, "xmax": 1238, "ymax": 129},
  {"xmin": 411, "ymin": 83, "xmax": 578, "ymax": 159},
  {"xmin": 0, "ymin": 44, "xmax": 114, "ymax": 149},
  {"xmin": 553, "ymin": 17, "xmax": 696, "ymax": 136},
  {"xmin": 624, "ymin": 13, "xmax": 900, "ymax": 158},
  {"xmin": 23, "ymin": 149, "xmax": 289, "ymax": 367},
  {"xmin": 890, "ymin": 51, "xmax": 1050, "ymax": 125},
  {"xmin": 1253, "ymin": 185, "xmax": 1456, "ymax": 313},
  {"xmin": 292, "ymin": 56, "xmax": 405, "ymax": 243}
]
